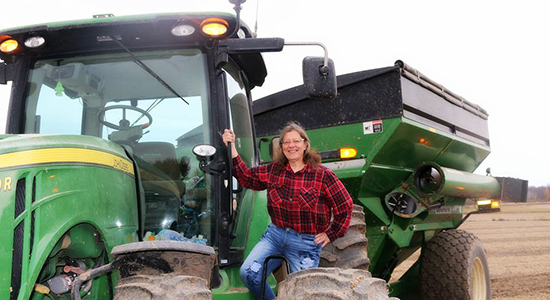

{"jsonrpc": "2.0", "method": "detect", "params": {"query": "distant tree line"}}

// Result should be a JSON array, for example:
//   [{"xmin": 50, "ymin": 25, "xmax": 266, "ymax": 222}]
[{"xmin": 528, "ymin": 185, "xmax": 550, "ymax": 201}]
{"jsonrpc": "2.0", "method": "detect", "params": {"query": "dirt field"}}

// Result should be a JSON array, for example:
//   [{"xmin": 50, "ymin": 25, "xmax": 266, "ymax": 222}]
[{"xmin": 391, "ymin": 202, "xmax": 550, "ymax": 300}]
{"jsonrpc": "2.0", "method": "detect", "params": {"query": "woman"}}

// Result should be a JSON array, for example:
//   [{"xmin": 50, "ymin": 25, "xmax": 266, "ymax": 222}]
[{"xmin": 222, "ymin": 122, "xmax": 353, "ymax": 300}]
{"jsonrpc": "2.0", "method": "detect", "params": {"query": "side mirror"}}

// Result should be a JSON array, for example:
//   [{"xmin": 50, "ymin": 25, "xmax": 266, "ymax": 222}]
[
  {"xmin": 303, "ymin": 56, "xmax": 337, "ymax": 99},
  {"xmin": 192, "ymin": 144, "xmax": 226, "ymax": 175}
]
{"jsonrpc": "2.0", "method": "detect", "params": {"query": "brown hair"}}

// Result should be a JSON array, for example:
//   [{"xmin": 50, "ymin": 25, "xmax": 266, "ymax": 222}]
[{"xmin": 273, "ymin": 121, "xmax": 321, "ymax": 169}]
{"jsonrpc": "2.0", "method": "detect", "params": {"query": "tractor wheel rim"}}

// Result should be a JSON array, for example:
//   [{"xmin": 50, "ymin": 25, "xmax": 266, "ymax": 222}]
[{"xmin": 472, "ymin": 257, "xmax": 487, "ymax": 300}]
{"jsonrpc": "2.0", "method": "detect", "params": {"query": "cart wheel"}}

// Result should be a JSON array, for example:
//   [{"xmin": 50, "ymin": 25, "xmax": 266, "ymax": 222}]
[{"xmin": 421, "ymin": 229, "xmax": 491, "ymax": 300}]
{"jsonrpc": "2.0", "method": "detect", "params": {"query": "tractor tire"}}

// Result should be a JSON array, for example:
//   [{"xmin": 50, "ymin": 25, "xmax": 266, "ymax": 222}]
[
  {"xmin": 420, "ymin": 229, "xmax": 491, "ymax": 300},
  {"xmin": 113, "ymin": 274, "xmax": 211, "ymax": 300},
  {"xmin": 320, "ymin": 204, "xmax": 370, "ymax": 270},
  {"xmin": 277, "ymin": 267, "xmax": 399, "ymax": 300}
]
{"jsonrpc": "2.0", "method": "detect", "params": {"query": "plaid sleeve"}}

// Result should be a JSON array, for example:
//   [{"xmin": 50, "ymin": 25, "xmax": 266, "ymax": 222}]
[
  {"xmin": 232, "ymin": 155, "xmax": 270, "ymax": 191},
  {"xmin": 322, "ymin": 168, "xmax": 353, "ymax": 241}
]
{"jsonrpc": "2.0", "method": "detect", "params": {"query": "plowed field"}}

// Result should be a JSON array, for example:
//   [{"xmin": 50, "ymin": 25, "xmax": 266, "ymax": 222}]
[{"xmin": 391, "ymin": 202, "xmax": 550, "ymax": 300}]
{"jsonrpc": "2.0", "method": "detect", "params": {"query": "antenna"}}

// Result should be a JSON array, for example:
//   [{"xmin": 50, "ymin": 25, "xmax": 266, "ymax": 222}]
[
  {"xmin": 254, "ymin": 0, "xmax": 260, "ymax": 37},
  {"xmin": 228, "ymin": 0, "xmax": 245, "ymax": 37}
]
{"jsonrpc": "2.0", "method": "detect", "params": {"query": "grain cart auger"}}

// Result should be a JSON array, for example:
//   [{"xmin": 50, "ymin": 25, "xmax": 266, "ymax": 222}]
[
  {"xmin": 0, "ymin": 1, "xmax": 396, "ymax": 300},
  {"xmin": 254, "ymin": 60, "xmax": 503, "ymax": 300}
]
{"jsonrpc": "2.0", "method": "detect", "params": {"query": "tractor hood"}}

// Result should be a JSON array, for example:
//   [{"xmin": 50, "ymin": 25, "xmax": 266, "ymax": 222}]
[
  {"xmin": 0, "ymin": 134, "xmax": 138, "ymax": 300},
  {"xmin": 0, "ymin": 134, "xmax": 130, "ymax": 162},
  {"xmin": 0, "ymin": 134, "xmax": 134, "ymax": 179}
]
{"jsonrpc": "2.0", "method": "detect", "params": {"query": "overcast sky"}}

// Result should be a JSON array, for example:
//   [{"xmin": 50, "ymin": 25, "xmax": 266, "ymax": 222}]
[{"xmin": 1, "ymin": 0, "xmax": 548, "ymax": 186}]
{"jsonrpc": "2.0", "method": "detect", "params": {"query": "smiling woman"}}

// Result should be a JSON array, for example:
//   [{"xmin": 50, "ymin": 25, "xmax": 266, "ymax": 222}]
[{"xmin": 222, "ymin": 122, "xmax": 354, "ymax": 300}]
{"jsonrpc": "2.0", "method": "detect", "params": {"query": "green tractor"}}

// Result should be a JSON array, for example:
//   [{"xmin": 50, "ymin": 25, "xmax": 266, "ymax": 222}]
[
  {"xmin": 0, "ymin": 2, "xmax": 393, "ymax": 300},
  {"xmin": 0, "ymin": 2, "xmax": 502, "ymax": 300}
]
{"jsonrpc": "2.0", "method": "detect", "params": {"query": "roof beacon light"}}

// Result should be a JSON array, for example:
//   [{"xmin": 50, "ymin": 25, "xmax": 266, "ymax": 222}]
[
  {"xmin": 0, "ymin": 39, "xmax": 19, "ymax": 53},
  {"xmin": 201, "ymin": 18, "xmax": 229, "ymax": 37},
  {"xmin": 171, "ymin": 24, "xmax": 195, "ymax": 37},
  {"xmin": 24, "ymin": 36, "xmax": 46, "ymax": 48},
  {"xmin": 340, "ymin": 147, "xmax": 357, "ymax": 159}
]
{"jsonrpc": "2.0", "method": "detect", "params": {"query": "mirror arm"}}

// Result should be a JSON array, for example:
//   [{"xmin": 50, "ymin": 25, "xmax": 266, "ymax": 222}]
[
  {"xmin": 198, "ymin": 158, "xmax": 226, "ymax": 175},
  {"xmin": 284, "ymin": 42, "xmax": 329, "ymax": 73}
]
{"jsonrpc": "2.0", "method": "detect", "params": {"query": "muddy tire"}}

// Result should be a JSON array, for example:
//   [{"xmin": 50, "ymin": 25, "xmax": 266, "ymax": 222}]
[
  {"xmin": 277, "ymin": 267, "xmax": 398, "ymax": 300},
  {"xmin": 113, "ymin": 274, "xmax": 211, "ymax": 300},
  {"xmin": 420, "ymin": 229, "xmax": 491, "ymax": 300},
  {"xmin": 320, "ymin": 204, "xmax": 370, "ymax": 270}
]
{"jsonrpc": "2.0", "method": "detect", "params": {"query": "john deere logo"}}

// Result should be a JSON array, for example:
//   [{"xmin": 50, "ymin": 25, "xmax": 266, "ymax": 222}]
[
  {"xmin": 113, "ymin": 158, "xmax": 131, "ymax": 173},
  {"xmin": 0, "ymin": 177, "xmax": 12, "ymax": 191}
]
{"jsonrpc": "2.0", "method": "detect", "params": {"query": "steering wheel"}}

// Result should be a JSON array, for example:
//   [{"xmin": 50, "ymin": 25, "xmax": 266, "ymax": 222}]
[{"xmin": 98, "ymin": 105, "xmax": 153, "ymax": 130}]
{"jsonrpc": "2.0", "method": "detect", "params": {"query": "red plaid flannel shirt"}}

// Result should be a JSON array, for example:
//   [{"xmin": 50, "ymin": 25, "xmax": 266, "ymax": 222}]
[{"xmin": 232, "ymin": 156, "xmax": 353, "ymax": 241}]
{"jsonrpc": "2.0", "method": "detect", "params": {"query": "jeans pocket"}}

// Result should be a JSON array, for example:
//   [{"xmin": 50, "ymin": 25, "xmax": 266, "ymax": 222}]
[
  {"xmin": 260, "ymin": 226, "xmax": 272, "ymax": 240},
  {"xmin": 299, "ymin": 233, "xmax": 318, "ymax": 246}
]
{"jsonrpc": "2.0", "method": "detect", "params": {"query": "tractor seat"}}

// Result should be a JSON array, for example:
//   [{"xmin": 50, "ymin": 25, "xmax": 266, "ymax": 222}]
[
  {"xmin": 133, "ymin": 142, "xmax": 186, "ymax": 198},
  {"xmin": 133, "ymin": 142, "xmax": 180, "ymax": 180}
]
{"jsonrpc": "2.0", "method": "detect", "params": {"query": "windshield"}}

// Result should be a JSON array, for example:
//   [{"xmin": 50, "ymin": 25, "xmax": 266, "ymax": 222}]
[{"xmin": 24, "ymin": 49, "xmax": 216, "ymax": 245}]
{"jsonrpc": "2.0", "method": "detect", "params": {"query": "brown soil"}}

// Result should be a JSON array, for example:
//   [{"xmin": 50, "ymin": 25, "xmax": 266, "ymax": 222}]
[{"xmin": 390, "ymin": 202, "xmax": 550, "ymax": 300}]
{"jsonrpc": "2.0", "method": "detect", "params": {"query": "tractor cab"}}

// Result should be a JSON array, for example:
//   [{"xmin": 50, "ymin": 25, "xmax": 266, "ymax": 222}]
[{"xmin": 20, "ymin": 47, "xmax": 251, "ymax": 242}]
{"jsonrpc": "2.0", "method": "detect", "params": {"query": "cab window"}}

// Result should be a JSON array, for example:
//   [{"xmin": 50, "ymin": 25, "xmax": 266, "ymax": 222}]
[{"xmin": 25, "ymin": 49, "xmax": 216, "ymax": 245}]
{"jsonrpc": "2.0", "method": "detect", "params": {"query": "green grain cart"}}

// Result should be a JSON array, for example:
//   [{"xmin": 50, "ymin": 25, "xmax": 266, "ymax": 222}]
[
  {"xmin": 0, "ymin": 3, "xmax": 397, "ymax": 300},
  {"xmin": 254, "ymin": 61, "xmax": 503, "ymax": 300}
]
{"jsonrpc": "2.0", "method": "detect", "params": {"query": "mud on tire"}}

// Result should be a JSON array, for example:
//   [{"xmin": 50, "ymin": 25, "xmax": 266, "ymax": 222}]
[
  {"xmin": 420, "ymin": 229, "xmax": 491, "ymax": 300},
  {"xmin": 277, "ymin": 267, "xmax": 398, "ymax": 300},
  {"xmin": 320, "ymin": 204, "xmax": 370, "ymax": 270},
  {"xmin": 114, "ymin": 274, "xmax": 211, "ymax": 300}
]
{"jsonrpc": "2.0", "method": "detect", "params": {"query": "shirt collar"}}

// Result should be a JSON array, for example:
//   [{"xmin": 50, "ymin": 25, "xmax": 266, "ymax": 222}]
[{"xmin": 285, "ymin": 162, "xmax": 311, "ymax": 174}]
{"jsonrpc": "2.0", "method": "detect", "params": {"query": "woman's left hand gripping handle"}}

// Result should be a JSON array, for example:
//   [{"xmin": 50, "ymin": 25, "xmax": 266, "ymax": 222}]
[{"xmin": 223, "ymin": 129, "xmax": 239, "ymax": 158}]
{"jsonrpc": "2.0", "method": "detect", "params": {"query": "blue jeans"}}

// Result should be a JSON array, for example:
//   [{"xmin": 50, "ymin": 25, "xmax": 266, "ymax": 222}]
[{"xmin": 240, "ymin": 223, "xmax": 322, "ymax": 300}]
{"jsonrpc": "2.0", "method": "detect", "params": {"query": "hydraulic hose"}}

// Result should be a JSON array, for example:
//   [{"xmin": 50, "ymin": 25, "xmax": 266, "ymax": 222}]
[{"xmin": 71, "ymin": 263, "xmax": 114, "ymax": 300}]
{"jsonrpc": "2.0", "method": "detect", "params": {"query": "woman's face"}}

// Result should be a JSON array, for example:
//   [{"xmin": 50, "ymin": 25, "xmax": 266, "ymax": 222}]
[{"xmin": 281, "ymin": 130, "xmax": 307, "ymax": 163}]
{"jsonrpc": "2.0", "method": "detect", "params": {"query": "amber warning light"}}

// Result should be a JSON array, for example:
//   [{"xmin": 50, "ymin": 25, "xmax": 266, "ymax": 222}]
[
  {"xmin": 0, "ymin": 39, "xmax": 18, "ymax": 53},
  {"xmin": 340, "ymin": 147, "xmax": 357, "ymax": 159},
  {"xmin": 201, "ymin": 18, "xmax": 229, "ymax": 37}
]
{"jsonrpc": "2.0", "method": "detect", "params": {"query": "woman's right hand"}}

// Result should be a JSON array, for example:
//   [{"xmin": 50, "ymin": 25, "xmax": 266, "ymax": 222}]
[{"xmin": 223, "ymin": 129, "xmax": 239, "ymax": 158}]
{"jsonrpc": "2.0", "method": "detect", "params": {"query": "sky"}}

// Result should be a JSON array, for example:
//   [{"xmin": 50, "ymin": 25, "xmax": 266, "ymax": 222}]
[{"xmin": 0, "ymin": 0, "xmax": 549, "ymax": 186}]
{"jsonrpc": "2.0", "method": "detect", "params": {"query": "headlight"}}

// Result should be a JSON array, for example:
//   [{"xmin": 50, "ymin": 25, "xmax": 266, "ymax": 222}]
[
  {"xmin": 477, "ymin": 200, "xmax": 491, "ymax": 206},
  {"xmin": 171, "ymin": 24, "xmax": 195, "ymax": 37},
  {"xmin": 24, "ymin": 36, "xmax": 46, "ymax": 48}
]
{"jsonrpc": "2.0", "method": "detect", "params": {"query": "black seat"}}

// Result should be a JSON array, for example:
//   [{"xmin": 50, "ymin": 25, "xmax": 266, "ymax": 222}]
[{"xmin": 133, "ymin": 142, "xmax": 180, "ymax": 180}]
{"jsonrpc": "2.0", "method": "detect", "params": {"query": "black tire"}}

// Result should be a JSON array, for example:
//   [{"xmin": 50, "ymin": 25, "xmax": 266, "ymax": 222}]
[
  {"xmin": 420, "ymin": 229, "xmax": 491, "ymax": 300},
  {"xmin": 320, "ymin": 204, "xmax": 370, "ymax": 270},
  {"xmin": 113, "ymin": 274, "xmax": 212, "ymax": 300},
  {"xmin": 277, "ymin": 267, "xmax": 399, "ymax": 300}
]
